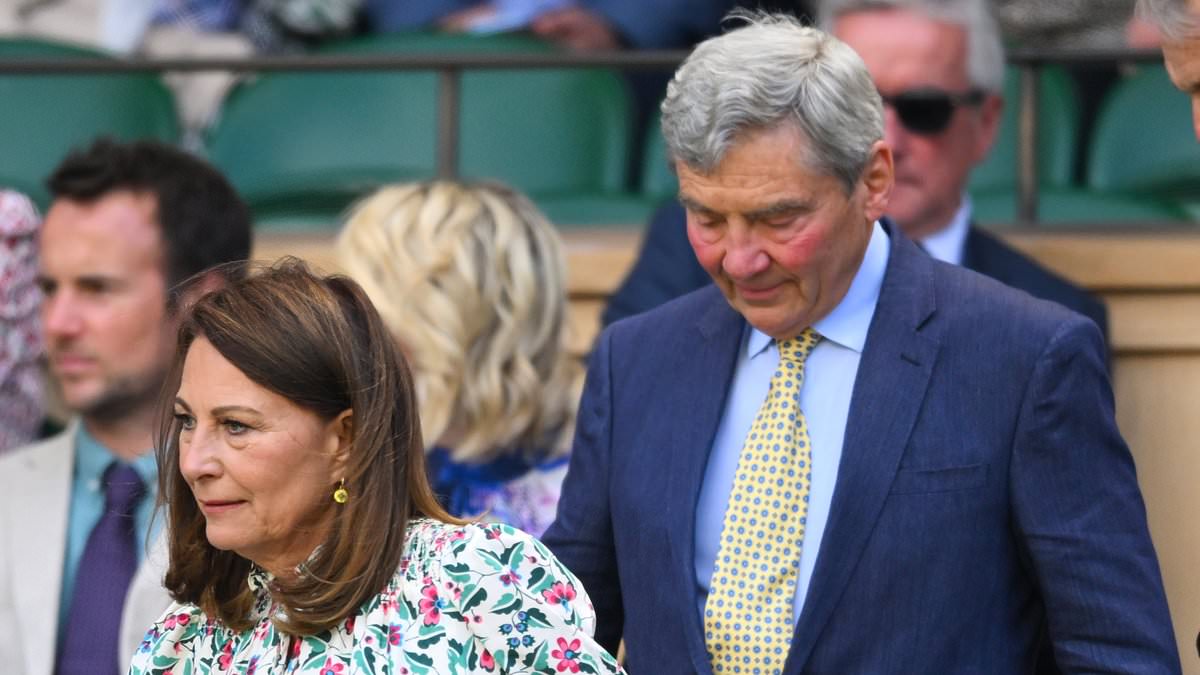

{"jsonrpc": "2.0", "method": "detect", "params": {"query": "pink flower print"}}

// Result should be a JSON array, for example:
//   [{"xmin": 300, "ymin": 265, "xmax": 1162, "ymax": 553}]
[
  {"xmin": 247, "ymin": 656, "xmax": 259, "ymax": 675},
  {"xmin": 419, "ymin": 582, "xmax": 442, "ymax": 625},
  {"xmin": 218, "ymin": 640, "xmax": 234, "ymax": 670},
  {"xmin": 319, "ymin": 657, "xmax": 345, "ymax": 675},
  {"xmin": 481, "ymin": 648, "xmax": 496, "ymax": 671},
  {"xmin": 542, "ymin": 582, "xmax": 577, "ymax": 609},
  {"xmin": 388, "ymin": 623, "xmax": 403, "ymax": 646},
  {"xmin": 343, "ymin": 615, "xmax": 356, "ymax": 634},
  {"xmin": 485, "ymin": 527, "xmax": 503, "ymax": 540},
  {"xmin": 163, "ymin": 612, "xmax": 191, "ymax": 630},
  {"xmin": 499, "ymin": 569, "xmax": 522, "ymax": 586},
  {"xmin": 551, "ymin": 637, "xmax": 582, "ymax": 673}
]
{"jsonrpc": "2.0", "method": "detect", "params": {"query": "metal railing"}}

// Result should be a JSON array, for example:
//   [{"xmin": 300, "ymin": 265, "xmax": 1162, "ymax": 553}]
[{"xmin": 0, "ymin": 46, "xmax": 1172, "ymax": 224}]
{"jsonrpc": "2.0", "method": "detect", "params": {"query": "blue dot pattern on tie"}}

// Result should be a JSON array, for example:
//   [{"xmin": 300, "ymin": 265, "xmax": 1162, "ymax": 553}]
[
  {"xmin": 56, "ymin": 462, "xmax": 145, "ymax": 675},
  {"xmin": 704, "ymin": 328, "xmax": 820, "ymax": 675}
]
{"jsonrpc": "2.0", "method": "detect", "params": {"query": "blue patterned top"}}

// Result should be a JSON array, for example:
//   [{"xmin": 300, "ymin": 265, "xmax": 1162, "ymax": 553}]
[{"xmin": 426, "ymin": 447, "xmax": 568, "ymax": 538}]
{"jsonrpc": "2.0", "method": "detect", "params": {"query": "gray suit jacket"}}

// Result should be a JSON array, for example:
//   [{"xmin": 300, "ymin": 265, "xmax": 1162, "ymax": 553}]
[{"xmin": 0, "ymin": 424, "xmax": 171, "ymax": 675}]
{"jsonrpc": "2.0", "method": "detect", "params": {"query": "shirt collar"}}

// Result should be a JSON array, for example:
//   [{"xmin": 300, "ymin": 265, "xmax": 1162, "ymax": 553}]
[
  {"xmin": 747, "ymin": 219, "xmax": 890, "ymax": 358},
  {"xmin": 917, "ymin": 194, "xmax": 972, "ymax": 266},
  {"xmin": 74, "ymin": 422, "xmax": 159, "ymax": 488}
]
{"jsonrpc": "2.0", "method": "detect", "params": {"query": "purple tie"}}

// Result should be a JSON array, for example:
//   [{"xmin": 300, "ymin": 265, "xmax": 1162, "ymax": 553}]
[{"xmin": 56, "ymin": 462, "xmax": 145, "ymax": 675}]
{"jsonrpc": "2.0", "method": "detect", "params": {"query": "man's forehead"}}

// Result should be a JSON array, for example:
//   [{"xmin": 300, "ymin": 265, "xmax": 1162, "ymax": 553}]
[{"xmin": 40, "ymin": 192, "xmax": 166, "ymax": 274}]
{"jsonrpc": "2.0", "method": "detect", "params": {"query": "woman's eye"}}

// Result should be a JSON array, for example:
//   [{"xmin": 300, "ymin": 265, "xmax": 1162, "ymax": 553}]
[
  {"xmin": 223, "ymin": 420, "xmax": 249, "ymax": 435},
  {"xmin": 174, "ymin": 413, "xmax": 195, "ymax": 431}
]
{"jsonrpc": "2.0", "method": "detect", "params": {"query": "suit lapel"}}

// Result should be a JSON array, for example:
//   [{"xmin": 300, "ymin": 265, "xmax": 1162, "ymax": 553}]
[
  {"xmin": 9, "ymin": 429, "xmax": 75, "ymax": 675},
  {"xmin": 121, "ymin": 533, "xmax": 171, "ymax": 674},
  {"xmin": 663, "ymin": 290, "xmax": 745, "ymax": 675},
  {"xmin": 786, "ymin": 233, "xmax": 942, "ymax": 671}
]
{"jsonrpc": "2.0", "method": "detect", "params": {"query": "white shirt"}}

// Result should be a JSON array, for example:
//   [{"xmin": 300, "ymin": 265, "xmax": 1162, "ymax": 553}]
[{"xmin": 917, "ymin": 195, "xmax": 972, "ymax": 266}]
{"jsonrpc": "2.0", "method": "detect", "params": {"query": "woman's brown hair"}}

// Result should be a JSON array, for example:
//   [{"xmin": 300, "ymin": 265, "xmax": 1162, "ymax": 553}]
[{"xmin": 155, "ymin": 258, "xmax": 456, "ymax": 635}]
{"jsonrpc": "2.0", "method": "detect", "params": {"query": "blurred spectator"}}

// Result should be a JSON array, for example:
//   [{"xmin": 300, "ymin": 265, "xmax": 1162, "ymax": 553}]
[
  {"xmin": 363, "ymin": 0, "xmax": 738, "ymax": 50},
  {"xmin": 336, "ymin": 181, "xmax": 581, "ymax": 537},
  {"xmin": 1, "ymin": 0, "xmax": 358, "ymax": 138},
  {"xmin": 993, "ymin": 0, "xmax": 1137, "ymax": 50},
  {"xmin": 0, "ymin": 190, "xmax": 42, "ymax": 454},
  {"xmin": 0, "ymin": 138, "xmax": 251, "ymax": 675}
]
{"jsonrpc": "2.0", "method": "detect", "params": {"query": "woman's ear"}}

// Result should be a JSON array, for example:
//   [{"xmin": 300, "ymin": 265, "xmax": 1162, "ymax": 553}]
[{"xmin": 327, "ymin": 409, "xmax": 353, "ymax": 475}]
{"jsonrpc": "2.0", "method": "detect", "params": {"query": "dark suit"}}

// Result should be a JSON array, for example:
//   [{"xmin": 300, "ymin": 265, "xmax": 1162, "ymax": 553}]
[
  {"xmin": 544, "ymin": 226, "xmax": 1177, "ymax": 673},
  {"xmin": 602, "ymin": 200, "xmax": 1109, "ymax": 344}
]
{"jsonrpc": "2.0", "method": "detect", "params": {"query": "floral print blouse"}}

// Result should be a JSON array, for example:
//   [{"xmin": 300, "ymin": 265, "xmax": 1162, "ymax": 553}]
[{"xmin": 129, "ymin": 519, "xmax": 623, "ymax": 675}]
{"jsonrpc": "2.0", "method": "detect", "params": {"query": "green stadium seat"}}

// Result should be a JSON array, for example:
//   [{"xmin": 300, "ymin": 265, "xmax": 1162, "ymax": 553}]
[
  {"xmin": 1086, "ymin": 64, "xmax": 1200, "ymax": 204},
  {"xmin": 971, "ymin": 187, "xmax": 1190, "ymax": 227},
  {"xmin": 207, "ymin": 31, "xmax": 645, "ymax": 228},
  {"xmin": 968, "ymin": 65, "xmax": 1080, "ymax": 193},
  {"xmin": 0, "ymin": 38, "xmax": 179, "ymax": 208}
]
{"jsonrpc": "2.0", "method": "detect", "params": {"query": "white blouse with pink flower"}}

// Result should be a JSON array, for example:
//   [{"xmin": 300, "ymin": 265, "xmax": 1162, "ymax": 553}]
[{"xmin": 130, "ymin": 519, "xmax": 624, "ymax": 674}]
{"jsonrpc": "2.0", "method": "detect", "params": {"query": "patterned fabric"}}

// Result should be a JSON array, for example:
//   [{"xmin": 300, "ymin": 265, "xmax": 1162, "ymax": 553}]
[
  {"xmin": 426, "ymin": 446, "xmax": 568, "ymax": 538},
  {"xmin": 704, "ymin": 328, "xmax": 821, "ymax": 675},
  {"xmin": 153, "ymin": 0, "xmax": 244, "ymax": 31},
  {"xmin": 0, "ymin": 190, "xmax": 42, "ymax": 454},
  {"xmin": 130, "ymin": 519, "xmax": 624, "ymax": 674}
]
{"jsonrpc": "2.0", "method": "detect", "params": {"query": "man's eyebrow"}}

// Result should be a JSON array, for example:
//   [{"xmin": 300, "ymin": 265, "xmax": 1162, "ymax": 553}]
[
  {"xmin": 744, "ymin": 199, "xmax": 815, "ymax": 221},
  {"xmin": 677, "ymin": 195, "xmax": 720, "ymax": 217}
]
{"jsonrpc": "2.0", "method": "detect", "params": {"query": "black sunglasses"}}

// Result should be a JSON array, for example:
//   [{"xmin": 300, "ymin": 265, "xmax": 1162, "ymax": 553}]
[{"xmin": 880, "ymin": 88, "xmax": 987, "ymax": 135}]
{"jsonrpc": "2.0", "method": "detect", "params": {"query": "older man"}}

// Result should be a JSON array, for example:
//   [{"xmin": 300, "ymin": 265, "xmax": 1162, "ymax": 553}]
[
  {"xmin": 543, "ymin": 13, "xmax": 1178, "ymax": 674},
  {"xmin": 602, "ymin": 0, "xmax": 1107, "ymax": 342},
  {"xmin": 0, "ymin": 140, "xmax": 251, "ymax": 675}
]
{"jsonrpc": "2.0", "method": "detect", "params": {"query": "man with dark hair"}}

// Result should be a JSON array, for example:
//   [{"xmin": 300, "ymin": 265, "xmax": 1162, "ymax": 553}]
[{"xmin": 0, "ymin": 138, "xmax": 252, "ymax": 675}]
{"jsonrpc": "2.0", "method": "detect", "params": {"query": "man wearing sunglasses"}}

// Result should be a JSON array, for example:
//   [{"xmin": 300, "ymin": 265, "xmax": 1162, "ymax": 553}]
[{"xmin": 603, "ymin": 0, "xmax": 1107, "ymax": 347}]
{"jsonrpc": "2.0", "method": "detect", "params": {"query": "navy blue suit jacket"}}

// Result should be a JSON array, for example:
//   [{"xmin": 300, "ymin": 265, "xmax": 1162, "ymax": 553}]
[
  {"xmin": 544, "ymin": 226, "xmax": 1177, "ymax": 673},
  {"xmin": 602, "ymin": 201, "xmax": 1109, "ymax": 346}
]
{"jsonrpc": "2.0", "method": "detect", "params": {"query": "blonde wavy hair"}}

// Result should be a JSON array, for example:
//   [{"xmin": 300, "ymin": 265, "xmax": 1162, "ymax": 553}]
[{"xmin": 336, "ymin": 181, "xmax": 582, "ymax": 464}]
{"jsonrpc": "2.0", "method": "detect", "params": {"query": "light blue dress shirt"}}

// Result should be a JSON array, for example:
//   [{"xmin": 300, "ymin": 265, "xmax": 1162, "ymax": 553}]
[
  {"xmin": 917, "ymin": 194, "xmax": 971, "ymax": 266},
  {"xmin": 694, "ymin": 221, "xmax": 890, "ymax": 626},
  {"xmin": 57, "ymin": 424, "xmax": 159, "ymax": 645}
]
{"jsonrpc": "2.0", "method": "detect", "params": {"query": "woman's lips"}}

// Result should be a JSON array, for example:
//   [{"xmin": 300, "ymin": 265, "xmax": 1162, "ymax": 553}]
[{"xmin": 199, "ymin": 500, "xmax": 245, "ymax": 515}]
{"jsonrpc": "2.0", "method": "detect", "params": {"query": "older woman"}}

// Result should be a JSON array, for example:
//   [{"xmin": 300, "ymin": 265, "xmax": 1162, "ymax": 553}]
[
  {"xmin": 131, "ymin": 261, "xmax": 621, "ymax": 674},
  {"xmin": 335, "ymin": 181, "xmax": 581, "ymax": 537}
]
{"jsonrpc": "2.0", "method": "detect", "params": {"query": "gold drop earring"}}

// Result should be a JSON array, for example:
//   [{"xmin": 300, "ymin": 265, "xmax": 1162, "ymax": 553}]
[{"xmin": 333, "ymin": 478, "xmax": 348, "ymax": 504}]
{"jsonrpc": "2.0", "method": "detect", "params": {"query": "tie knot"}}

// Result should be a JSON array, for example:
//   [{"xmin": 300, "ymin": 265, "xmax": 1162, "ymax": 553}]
[
  {"xmin": 777, "ymin": 328, "xmax": 820, "ymax": 365},
  {"xmin": 102, "ymin": 462, "xmax": 145, "ymax": 516}
]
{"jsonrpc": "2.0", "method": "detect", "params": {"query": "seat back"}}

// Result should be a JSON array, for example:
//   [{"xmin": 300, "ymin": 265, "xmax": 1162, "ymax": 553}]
[
  {"xmin": 207, "ymin": 32, "xmax": 632, "ymax": 226},
  {"xmin": 1086, "ymin": 64, "xmax": 1200, "ymax": 199},
  {"xmin": 0, "ymin": 38, "xmax": 179, "ymax": 207},
  {"xmin": 968, "ymin": 65, "xmax": 1080, "ymax": 193}
]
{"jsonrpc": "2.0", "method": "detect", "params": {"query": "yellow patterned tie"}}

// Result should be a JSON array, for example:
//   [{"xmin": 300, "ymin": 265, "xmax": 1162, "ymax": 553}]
[{"xmin": 704, "ymin": 328, "xmax": 821, "ymax": 675}]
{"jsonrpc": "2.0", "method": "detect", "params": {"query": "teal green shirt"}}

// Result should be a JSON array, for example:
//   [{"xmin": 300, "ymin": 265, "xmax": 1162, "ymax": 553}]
[{"xmin": 57, "ymin": 424, "xmax": 159, "ymax": 646}]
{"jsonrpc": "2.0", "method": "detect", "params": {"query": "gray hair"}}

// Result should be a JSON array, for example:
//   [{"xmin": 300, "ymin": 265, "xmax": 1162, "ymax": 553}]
[
  {"xmin": 818, "ymin": 0, "xmax": 1006, "ymax": 94},
  {"xmin": 1138, "ymin": 0, "xmax": 1200, "ymax": 40},
  {"xmin": 661, "ymin": 13, "xmax": 884, "ymax": 193}
]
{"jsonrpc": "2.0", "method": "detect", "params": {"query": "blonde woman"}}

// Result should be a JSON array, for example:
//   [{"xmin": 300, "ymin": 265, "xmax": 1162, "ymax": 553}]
[{"xmin": 336, "ymin": 181, "xmax": 581, "ymax": 536}]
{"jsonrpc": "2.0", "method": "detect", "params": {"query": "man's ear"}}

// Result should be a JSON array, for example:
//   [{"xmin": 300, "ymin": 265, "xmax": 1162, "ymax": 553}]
[
  {"xmin": 860, "ymin": 140, "xmax": 894, "ymax": 223},
  {"xmin": 972, "ymin": 93, "xmax": 1004, "ymax": 165}
]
